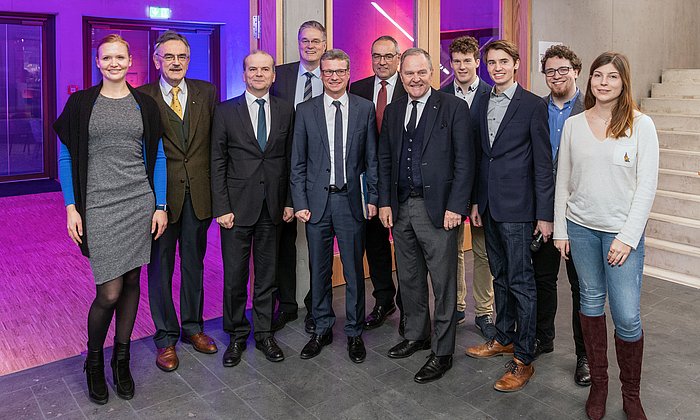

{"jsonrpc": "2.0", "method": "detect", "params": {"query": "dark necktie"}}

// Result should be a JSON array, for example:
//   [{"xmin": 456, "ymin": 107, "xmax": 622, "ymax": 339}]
[
  {"xmin": 407, "ymin": 100, "xmax": 419, "ymax": 137},
  {"xmin": 332, "ymin": 100, "xmax": 344, "ymax": 187},
  {"xmin": 303, "ymin": 72, "xmax": 313, "ymax": 102},
  {"xmin": 255, "ymin": 98, "xmax": 266, "ymax": 151},
  {"xmin": 376, "ymin": 80, "xmax": 388, "ymax": 130}
]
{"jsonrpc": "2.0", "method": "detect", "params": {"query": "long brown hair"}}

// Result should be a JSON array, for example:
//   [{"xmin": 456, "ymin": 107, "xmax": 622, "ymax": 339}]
[{"xmin": 584, "ymin": 52, "xmax": 637, "ymax": 139}]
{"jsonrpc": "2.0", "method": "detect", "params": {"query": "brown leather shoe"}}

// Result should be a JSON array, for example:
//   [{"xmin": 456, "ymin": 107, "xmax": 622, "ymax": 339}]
[
  {"xmin": 465, "ymin": 339, "xmax": 514, "ymax": 359},
  {"xmin": 182, "ymin": 332, "xmax": 218, "ymax": 354},
  {"xmin": 494, "ymin": 358, "xmax": 534, "ymax": 392},
  {"xmin": 156, "ymin": 346, "xmax": 179, "ymax": 372}
]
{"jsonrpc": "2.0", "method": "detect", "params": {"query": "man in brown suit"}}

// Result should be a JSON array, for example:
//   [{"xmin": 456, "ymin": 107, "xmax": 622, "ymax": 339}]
[{"xmin": 139, "ymin": 30, "xmax": 218, "ymax": 372}]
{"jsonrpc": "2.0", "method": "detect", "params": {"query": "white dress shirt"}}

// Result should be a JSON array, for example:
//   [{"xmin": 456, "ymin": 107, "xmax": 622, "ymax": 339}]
[
  {"xmin": 404, "ymin": 89, "xmax": 432, "ymax": 130},
  {"xmin": 454, "ymin": 76, "xmax": 480, "ymax": 107},
  {"xmin": 245, "ymin": 90, "xmax": 271, "ymax": 141},
  {"xmin": 159, "ymin": 77, "xmax": 188, "ymax": 115},
  {"xmin": 294, "ymin": 64, "xmax": 323, "ymax": 108},
  {"xmin": 372, "ymin": 72, "xmax": 400, "ymax": 105},
  {"xmin": 324, "ymin": 92, "xmax": 349, "ymax": 185}
]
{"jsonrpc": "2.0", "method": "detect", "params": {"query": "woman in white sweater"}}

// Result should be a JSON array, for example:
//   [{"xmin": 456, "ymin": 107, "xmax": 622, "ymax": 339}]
[{"xmin": 554, "ymin": 52, "xmax": 658, "ymax": 420}]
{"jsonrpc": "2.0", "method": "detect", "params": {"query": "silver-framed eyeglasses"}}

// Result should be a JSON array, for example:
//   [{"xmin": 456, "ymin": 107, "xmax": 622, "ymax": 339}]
[
  {"xmin": 372, "ymin": 53, "xmax": 397, "ymax": 62},
  {"xmin": 544, "ymin": 66, "xmax": 573, "ymax": 77},
  {"xmin": 156, "ymin": 53, "xmax": 190, "ymax": 63},
  {"xmin": 299, "ymin": 38, "xmax": 325, "ymax": 46}
]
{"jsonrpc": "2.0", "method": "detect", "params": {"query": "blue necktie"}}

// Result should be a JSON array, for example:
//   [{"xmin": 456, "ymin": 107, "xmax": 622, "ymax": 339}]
[{"xmin": 255, "ymin": 98, "xmax": 266, "ymax": 151}]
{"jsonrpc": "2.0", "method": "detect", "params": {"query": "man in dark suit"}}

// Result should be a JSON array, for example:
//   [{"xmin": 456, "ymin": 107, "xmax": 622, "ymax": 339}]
[
  {"xmin": 348, "ymin": 35, "xmax": 406, "ymax": 332},
  {"xmin": 534, "ymin": 44, "xmax": 590, "ymax": 386},
  {"xmin": 269, "ymin": 20, "xmax": 327, "ymax": 334},
  {"xmin": 291, "ymin": 49, "xmax": 378, "ymax": 363},
  {"xmin": 378, "ymin": 48, "xmax": 474, "ymax": 384},
  {"xmin": 210, "ymin": 50, "xmax": 295, "ymax": 367},
  {"xmin": 440, "ymin": 36, "xmax": 496, "ymax": 338},
  {"xmin": 465, "ymin": 40, "xmax": 554, "ymax": 393},
  {"xmin": 140, "ymin": 31, "xmax": 218, "ymax": 372}
]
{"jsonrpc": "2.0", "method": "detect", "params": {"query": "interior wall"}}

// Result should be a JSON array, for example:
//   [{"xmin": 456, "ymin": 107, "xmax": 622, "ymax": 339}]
[
  {"xmin": 530, "ymin": 0, "xmax": 700, "ymax": 102},
  {"xmin": 282, "ymin": 0, "xmax": 324, "ymax": 63}
]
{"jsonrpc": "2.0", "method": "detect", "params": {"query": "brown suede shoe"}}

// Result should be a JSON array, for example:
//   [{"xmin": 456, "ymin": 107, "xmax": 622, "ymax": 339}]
[
  {"xmin": 494, "ymin": 358, "xmax": 534, "ymax": 392},
  {"xmin": 156, "ymin": 346, "xmax": 179, "ymax": 372},
  {"xmin": 183, "ymin": 332, "xmax": 218, "ymax": 354},
  {"xmin": 465, "ymin": 339, "xmax": 514, "ymax": 359}
]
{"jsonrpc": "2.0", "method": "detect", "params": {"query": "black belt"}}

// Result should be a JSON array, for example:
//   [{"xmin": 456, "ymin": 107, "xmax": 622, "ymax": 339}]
[
  {"xmin": 329, "ymin": 184, "xmax": 347, "ymax": 193},
  {"xmin": 409, "ymin": 187, "xmax": 423, "ymax": 198}
]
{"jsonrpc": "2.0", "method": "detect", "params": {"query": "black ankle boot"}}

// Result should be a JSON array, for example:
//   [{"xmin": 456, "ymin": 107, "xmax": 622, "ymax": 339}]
[
  {"xmin": 111, "ymin": 341, "xmax": 135, "ymax": 400},
  {"xmin": 84, "ymin": 347, "xmax": 108, "ymax": 405}
]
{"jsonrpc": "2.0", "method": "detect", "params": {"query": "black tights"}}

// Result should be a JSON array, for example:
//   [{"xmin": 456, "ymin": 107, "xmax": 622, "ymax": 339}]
[{"xmin": 87, "ymin": 267, "xmax": 141, "ymax": 350}]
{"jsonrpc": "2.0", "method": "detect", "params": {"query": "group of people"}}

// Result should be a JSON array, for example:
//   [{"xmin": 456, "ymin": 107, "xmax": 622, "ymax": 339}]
[{"xmin": 54, "ymin": 19, "xmax": 658, "ymax": 420}]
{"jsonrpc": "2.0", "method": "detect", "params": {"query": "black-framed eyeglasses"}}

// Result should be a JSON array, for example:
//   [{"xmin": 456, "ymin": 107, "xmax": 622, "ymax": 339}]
[
  {"xmin": 544, "ymin": 66, "xmax": 573, "ymax": 77},
  {"xmin": 371, "ymin": 53, "xmax": 397, "ymax": 62},
  {"xmin": 321, "ymin": 68, "xmax": 349, "ymax": 77},
  {"xmin": 156, "ymin": 53, "xmax": 190, "ymax": 63}
]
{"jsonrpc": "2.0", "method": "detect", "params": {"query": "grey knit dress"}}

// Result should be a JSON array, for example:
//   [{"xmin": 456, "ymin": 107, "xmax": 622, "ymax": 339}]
[{"xmin": 85, "ymin": 94, "xmax": 154, "ymax": 284}]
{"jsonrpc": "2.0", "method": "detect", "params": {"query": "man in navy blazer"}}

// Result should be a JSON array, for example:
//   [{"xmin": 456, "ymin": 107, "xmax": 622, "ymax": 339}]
[
  {"xmin": 439, "ymin": 36, "xmax": 496, "ymax": 339},
  {"xmin": 291, "ymin": 49, "xmax": 378, "ymax": 363},
  {"xmin": 378, "ymin": 48, "xmax": 474, "ymax": 384},
  {"xmin": 465, "ymin": 40, "xmax": 554, "ymax": 393}
]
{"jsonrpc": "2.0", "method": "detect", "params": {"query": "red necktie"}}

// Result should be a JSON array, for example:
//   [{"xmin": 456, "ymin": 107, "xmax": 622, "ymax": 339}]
[{"xmin": 376, "ymin": 80, "xmax": 388, "ymax": 131}]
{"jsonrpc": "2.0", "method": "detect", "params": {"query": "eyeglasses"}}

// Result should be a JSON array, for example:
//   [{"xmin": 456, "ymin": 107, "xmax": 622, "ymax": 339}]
[
  {"xmin": 321, "ymin": 68, "xmax": 349, "ymax": 77},
  {"xmin": 299, "ymin": 38, "xmax": 325, "ymax": 46},
  {"xmin": 371, "ymin": 53, "xmax": 397, "ymax": 62},
  {"xmin": 156, "ymin": 53, "xmax": 189, "ymax": 63},
  {"xmin": 544, "ymin": 66, "xmax": 573, "ymax": 77}
]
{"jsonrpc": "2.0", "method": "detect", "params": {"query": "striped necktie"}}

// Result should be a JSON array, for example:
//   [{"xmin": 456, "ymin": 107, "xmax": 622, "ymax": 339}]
[{"xmin": 303, "ymin": 72, "xmax": 313, "ymax": 102}]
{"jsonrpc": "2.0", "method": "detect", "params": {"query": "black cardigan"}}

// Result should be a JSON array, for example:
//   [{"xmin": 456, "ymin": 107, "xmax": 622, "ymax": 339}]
[{"xmin": 53, "ymin": 83, "xmax": 163, "ymax": 257}]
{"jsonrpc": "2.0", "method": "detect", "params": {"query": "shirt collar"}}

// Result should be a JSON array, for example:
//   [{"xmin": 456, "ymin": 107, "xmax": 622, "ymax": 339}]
[
  {"xmin": 159, "ymin": 77, "xmax": 187, "ymax": 97},
  {"xmin": 549, "ymin": 88, "xmax": 580, "ymax": 109},
  {"xmin": 375, "ymin": 72, "xmax": 399, "ymax": 88},
  {"xmin": 455, "ymin": 76, "xmax": 480, "ymax": 94},
  {"xmin": 299, "ymin": 63, "xmax": 321, "ymax": 79},
  {"xmin": 245, "ymin": 90, "xmax": 270, "ymax": 107},
  {"xmin": 409, "ymin": 88, "xmax": 432, "ymax": 105},
  {"xmin": 324, "ymin": 92, "xmax": 349, "ymax": 108},
  {"xmin": 491, "ymin": 82, "xmax": 517, "ymax": 99}
]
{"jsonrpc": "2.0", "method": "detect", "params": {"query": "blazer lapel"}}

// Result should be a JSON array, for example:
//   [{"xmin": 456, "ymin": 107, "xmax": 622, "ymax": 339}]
[
  {"xmin": 313, "ymin": 98, "xmax": 331, "ymax": 160},
  {"xmin": 267, "ymin": 97, "xmax": 281, "ymax": 151},
  {"xmin": 421, "ymin": 89, "xmax": 440, "ymax": 154},
  {"xmin": 492, "ymin": 84, "xmax": 522, "ymax": 146},
  {"xmin": 346, "ymin": 95, "xmax": 360, "ymax": 159},
  {"xmin": 153, "ymin": 85, "xmax": 186, "ymax": 153},
  {"xmin": 392, "ymin": 95, "xmax": 408, "ymax": 157},
  {"xmin": 186, "ymin": 79, "xmax": 203, "ymax": 148},
  {"xmin": 234, "ymin": 95, "xmax": 260, "ymax": 152}
]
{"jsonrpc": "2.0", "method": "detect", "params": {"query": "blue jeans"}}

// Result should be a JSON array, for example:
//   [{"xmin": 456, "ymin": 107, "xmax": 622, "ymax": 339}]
[{"xmin": 567, "ymin": 220, "xmax": 644, "ymax": 342}]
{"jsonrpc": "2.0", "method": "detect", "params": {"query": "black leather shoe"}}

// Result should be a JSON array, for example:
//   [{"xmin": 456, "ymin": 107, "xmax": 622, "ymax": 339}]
[
  {"xmin": 223, "ymin": 341, "xmax": 247, "ymax": 367},
  {"xmin": 347, "ymin": 336, "xmax": 366, "ymax": 363},
  {"xmin": 364, "ymin": 304, "xmax": 397, "ymax": 330},
  {"xmin": 414, "ymin": 353, "xmax": 453, "ymax": 384},
  {"xmin": 574, "ymin": 355, "xmax": 591, "ymax": 386},
  {"xmin": 300, "ymin": 333, "xmax": 332, "ymax": 359},
  {"xmin": 304, "ymin": 313, "xmax": 316, "ymax": 334},
  {"xmin": 271, "ymin": 311, "xmax": 298, "ymax": 332},
  {"xmin": 533, "ymin": 339, "xmax": 554, "ymax": 359},
  {"xmin": 255, "ymin": 337, "xmax": 284, "ymax": 362},
  {"xmin": 387, "ymin": 339, "xmax": 431, "ymax": 359},
  {"xmin": 84, "ymin": 347, "xmax": 108, "ymax": 405},
  {"xmin": 398, "ymin": 313, "xmax": 406, "ymax": 338}
]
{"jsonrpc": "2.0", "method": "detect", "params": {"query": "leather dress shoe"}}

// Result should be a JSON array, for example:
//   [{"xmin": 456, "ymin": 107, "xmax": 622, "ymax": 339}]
[
  {"xmin": 494, "ymin": 358, "xmax": 534, "ymax": 392},
  {"xmin": 387, "ymin": 339, "xmax": 431, "ymax": 359},
  {"xmin": 533, "ymin": 339, "xmax": 554, "ymax": 360},
  {"xmin": 255, "ymin": 337, "xmax": 285, "ymax": 362},
  {"xmin": 465, "ymin": 339, "xmax": 514, "ymax": 359},
  {"xmin": 156, "ymin": 346, "xmax": 179, "ymax": 372},
  {"xmin": 304, "ymin": 313, "xmax": 316, "ymax": 334},
  {"xmin": 223, "ymin": 341, "xmax": 247, "ymax": 367},
  {"xmin": 182, "ymin": 332, "xmax": 218, "ymax": 354},
  {"xmin": 414, "ymin": 353, "xmax": 452, "ymax": 384},
  {"xmin": 300, "ymin": 333, "xmax": 332, "ymax": 359},
  {"xmin": 363, "ymin": 304, "xmax": 396, "ymax": 330},
  {"xmin": 398, "ymin": 313, "xmax": 406, "ymax": 338},
  {"xmin": 575, "ymin": 355, "xmax": 591, "ymax": 386},
  {"xmin": 271, "ymin": 311, "xmax": 298, "ymax": 332},
  {"xmin": 347, "ymin": 336, "xmax": 366, "ymax": 363}
]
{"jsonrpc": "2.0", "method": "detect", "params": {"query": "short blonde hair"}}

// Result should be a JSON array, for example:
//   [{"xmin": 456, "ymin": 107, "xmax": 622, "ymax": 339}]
[{"xmin": 96, "ymin": 34, "xmax": 131, "ymax": 57}]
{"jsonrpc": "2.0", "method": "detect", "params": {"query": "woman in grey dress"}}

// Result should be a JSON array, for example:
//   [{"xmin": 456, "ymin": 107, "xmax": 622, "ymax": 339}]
[{"xmin": 54, "ymin": 34, "xmax": 166, "ymax": 405}]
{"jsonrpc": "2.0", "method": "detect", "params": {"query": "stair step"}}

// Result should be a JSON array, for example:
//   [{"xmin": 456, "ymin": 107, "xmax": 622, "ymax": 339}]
[
  {"xmin": 647, "ymin": 113, "xmax": 700, "ymax": 132},
  {"xmin": 659, "ymin": 149, "xmax": 700, "ymax": 171},
  {"xmin": 642, "ymin": 98, "xmax": 700, "ymax": 115},
  {"xmin": 644, "ymin": 237, "xmax": 700, "ymax": 277},
  {"xmin": 651, "ymin": 83, "xmax": 700, "ymax": 99},
  {"xmin": 657, "ymin": 130, "xmax": 700, "ymax": 151},
  {"xmin": 646, "ymin": 212, "xmax": 700, "ymax": 247},
  {"xmin": 643, "ymin": 265, "xmax": 700, "ymax": 289},
  {"xmin": 662, "ymin": 69, "xmax": 700, "ymax": 84},
  {"xmin": 658, "ymin": 168, "xmax": 700, "ymax": 194},
  {"xmin": 652, "ymin": 190, "xmax": 700, "ymax": 219}
]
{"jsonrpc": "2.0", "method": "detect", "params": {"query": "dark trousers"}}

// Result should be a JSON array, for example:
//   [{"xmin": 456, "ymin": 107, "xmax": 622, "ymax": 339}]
[
  {"xmin": 393, "ymin": 197, "xmax": 457, "ymax": 356},
  {"xmin": 532, "ymin": 238, "xmax": 586, "ymax": 356},
  {"xmin": 276, "ymin": 220, "xmax": 313, "ymax": 314},
  {"xmin": 365, "ymin": 216, "xmax": 398, "ymax": 308},
  {"xmin": 221, "ymin": 201, "xmax": 280, "ymax": 342},
  {"xmin": 147, "ymin": 193, "xmax": 211, "ymax": 348},
  {"xmin": 306, "ymin": 191, "xmax": 366, "ymax": 337},
  {"xmin": 482, "ymin": 207, "xmax": 537, "ymax": 365}
]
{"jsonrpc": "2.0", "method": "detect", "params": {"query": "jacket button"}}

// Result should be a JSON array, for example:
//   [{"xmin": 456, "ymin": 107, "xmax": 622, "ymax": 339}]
[
  {"xmin": 180, "ymin": 179, "xmax": 185, "ymax": 183},
  {"xmin": 184, "ymin": 158, "xmax": 189, "ymax": 163},
  {"xmin": 324, "ymin": 187, "xmax": 328, "ymax": 191},
  {"xmin": 489, "ymin": 158, "xmax": 494, "ymax": 162},
  {"xmin": 326, "ymin": 168, "xmax": 330, "ymax": 173},
  {"xmin": 260, "ymin": 181, "xmax": 264, "ymax": 184}
]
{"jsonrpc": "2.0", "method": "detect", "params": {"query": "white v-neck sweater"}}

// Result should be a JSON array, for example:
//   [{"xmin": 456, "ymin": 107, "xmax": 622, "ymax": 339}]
[{"xmin": 553, "ymin": 112, "xmax": 659, "ymax": 249}]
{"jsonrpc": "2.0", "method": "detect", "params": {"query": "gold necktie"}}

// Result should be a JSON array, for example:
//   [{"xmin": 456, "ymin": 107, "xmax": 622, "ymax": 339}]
[{"xmin": 170, "ymin": 86, "xmax": 183, "ymax": 119}]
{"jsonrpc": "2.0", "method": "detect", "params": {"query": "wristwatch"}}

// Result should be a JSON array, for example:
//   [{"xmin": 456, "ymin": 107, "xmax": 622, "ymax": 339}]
[{"xmin": 156, "ymin": 204, "xmax": 168, "ymax": 212}]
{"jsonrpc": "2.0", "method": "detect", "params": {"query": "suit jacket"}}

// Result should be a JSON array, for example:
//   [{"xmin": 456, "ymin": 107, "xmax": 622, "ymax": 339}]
[
  {"xmin": 473, "ymin": 84, "xmax": 554, "ymax": 223},
  {"xmin": 210, "ymin": 93, "xmax": 295, "ymax": 226},
  {"xmin": 269, "ymin": 61, "xmax": 301, "ymax": 105},
  {"xmin": 348, "ymin": 74, "xmax": 407, "ymax": 104},
  {"xmin": 138, "ymin": 78, "xmax": 217, "ymax": 223},
  {"xmin": 290, "ymin": 93, "xmax": 378, "ymax": 224},
  {"xmin": 377, "ymin": 88, "xmax": 474, "ymax": 228},
  {"xmin": 543, "ymin": 91, "xmax": 584, "ymax": 173},
  {"xmin": 440, "ymin": 78, "xmax": 491, "ymax": 126}
]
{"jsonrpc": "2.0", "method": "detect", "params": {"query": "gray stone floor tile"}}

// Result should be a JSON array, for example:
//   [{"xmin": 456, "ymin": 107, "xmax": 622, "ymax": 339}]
[
  {"xmin": 233, "ymin": 379, "xmax": 313, "ymax": 420},
  {"xmin": 136, "ymin": 391, "xmax": 221, "ymax": 420},
  {"xmin": 31, "ymin": 378, "xmax": 81, "ymax": 418},
  {"xmin": 124, "ymin": 371, "xmax": 193, "ymax": 411},
  {"xmin": 200, "ymin": 388, "xmax": 262, "ymax": 420},
  {"xmin": 170, "ymin": 350, "xmax": 225, "ymax": 396},
  {"xmin": 0, "ymin": 387, "xmax": 43, "ymax": 420}
]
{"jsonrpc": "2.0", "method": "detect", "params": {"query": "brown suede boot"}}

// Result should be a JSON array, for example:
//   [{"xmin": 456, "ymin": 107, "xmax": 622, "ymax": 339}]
[
  {"xmin": 615, "ymin": 334, "xmax": 647, "ymax": 420},
  {"xmin": 579, "ymin": 313, "xmax": 608, "ymax": 420}
]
